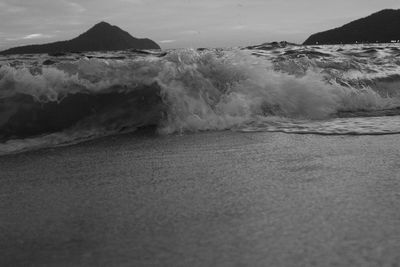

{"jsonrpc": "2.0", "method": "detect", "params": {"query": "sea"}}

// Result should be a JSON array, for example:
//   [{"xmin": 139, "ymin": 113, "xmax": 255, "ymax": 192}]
[
  {"xmin": 1, "ymin": 42, "xmax": 400, "ymax": 155},
  {"xmin": 2, "ymin": 42, "xmax": 400, "ymax": 266}
]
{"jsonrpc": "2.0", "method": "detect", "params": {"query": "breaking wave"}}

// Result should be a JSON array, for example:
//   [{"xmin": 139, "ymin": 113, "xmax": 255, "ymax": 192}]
[{"xmin": 1, "ymin": 44, "xmax": 400, "ymax": 154}]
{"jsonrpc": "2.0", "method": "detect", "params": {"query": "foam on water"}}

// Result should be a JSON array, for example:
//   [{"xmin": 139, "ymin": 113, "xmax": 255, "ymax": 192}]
[
  {"xmin": 240, "ymin": 116, "xmax": 400, "ymax": 135},
  {"xmin": 1, "ymin": 44, "xmax": 400, "ymax": 154}
]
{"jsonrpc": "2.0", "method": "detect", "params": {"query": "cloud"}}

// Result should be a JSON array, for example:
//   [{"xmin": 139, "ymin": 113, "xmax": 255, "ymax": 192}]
[
  {"xmin": 179, "ymin": 30, "xmax": 200, "ymax": 35},
  {"xmin": 159, "ymin": 40, "xmax": 176, "ymax": 43},
  {"xmin": 0, "ymin": 1, "xmax": 26, "ymax": 13},
  {"xmin": 24, "ymin": 33, "xmax": 51, "ymax": 39},
  {"xmin": 67, "ymin": 2, "xmax": 86, "ymax": 13},
  {"xmin": 6, "ymin": 33, "xmax": 53, "ymax": 41},
  {"xmin": 231, "ymin": 25, "xmax": 246, "ymax": 30}
]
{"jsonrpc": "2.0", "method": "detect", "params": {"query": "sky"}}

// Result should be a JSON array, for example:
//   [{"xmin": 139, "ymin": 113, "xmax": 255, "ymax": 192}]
[{"xmin": 0, "ymin": 0, "xmax": 399, "ymax": 50}]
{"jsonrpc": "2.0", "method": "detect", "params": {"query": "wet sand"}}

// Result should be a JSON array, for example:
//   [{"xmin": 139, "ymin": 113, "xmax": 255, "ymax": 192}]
[{"xmin": 1, "ymin": 131, "xmax": 400, "ymax": 266}]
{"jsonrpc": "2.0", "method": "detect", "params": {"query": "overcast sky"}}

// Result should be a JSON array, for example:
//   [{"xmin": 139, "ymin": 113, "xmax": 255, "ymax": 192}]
[{"xmin": 0, "ymin": 0, "xmax": 399, "ymax": 50}]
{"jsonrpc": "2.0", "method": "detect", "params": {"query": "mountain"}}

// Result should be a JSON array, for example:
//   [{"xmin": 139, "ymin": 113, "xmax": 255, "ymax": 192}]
[
  {"xmin": 303, "ymin": 9, "xmax": 400, "ymax": 45},
  {"xmin": 245, "ymin": 41, "xmax": 299, "ymax": 50},
  {"xmin": 0, "ymin": 22, "xmax": 160, "ymax": 55}
]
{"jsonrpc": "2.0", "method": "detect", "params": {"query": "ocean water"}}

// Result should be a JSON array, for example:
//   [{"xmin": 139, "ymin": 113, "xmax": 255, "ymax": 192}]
[{"xmin": 1, "ymin": 43, "xmax": 400, "ymax": 155}]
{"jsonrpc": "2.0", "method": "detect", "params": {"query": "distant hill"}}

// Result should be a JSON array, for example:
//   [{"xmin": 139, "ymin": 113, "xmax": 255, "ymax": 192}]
[
  {"xmin": 303, "ymin": 9, "xmax": 400, "ymax": 45},
  {"xmin": 0, "ymin": 22, "xmax": 160, "ymax": 55},
  {"xmin": 245, "ymin": 41, "xmax": 299, "ymax": 50}
]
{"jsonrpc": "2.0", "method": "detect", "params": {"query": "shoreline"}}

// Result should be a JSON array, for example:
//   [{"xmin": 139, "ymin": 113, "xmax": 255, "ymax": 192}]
[
  {"xmin": 3, "ymin": 125, "xmax": 400, "ymax": 159},
  {"xmin": 1, "ymin": 131, "xmax": 400, "ymax": 266}
]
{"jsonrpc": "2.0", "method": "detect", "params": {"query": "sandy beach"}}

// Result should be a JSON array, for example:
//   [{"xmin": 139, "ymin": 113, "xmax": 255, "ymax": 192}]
[{"xmin": 1, "ymin": 131, "xmax": 399, "ymax": 266}]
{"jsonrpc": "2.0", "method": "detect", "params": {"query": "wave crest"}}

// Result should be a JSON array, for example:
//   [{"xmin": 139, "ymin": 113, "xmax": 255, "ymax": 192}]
[{"xmin": 1, "ymin": 47, "xmax": 400, "ymax": 154}]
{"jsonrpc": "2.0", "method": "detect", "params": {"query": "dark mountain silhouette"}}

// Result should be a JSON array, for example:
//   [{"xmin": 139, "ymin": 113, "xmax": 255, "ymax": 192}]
[
  {"xmin": 245, "ymin": 41, "xmax": 299, "ymax": 50},
  {"xmin": 303, "ymin": 9, "xmax": 400, "ymax": 45},
  {"xmin": 0, "ymin": 22, "xmax": 160, "ymax": 55}
]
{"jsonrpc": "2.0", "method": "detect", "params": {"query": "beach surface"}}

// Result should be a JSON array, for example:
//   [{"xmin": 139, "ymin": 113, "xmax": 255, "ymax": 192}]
[{"xmin": 1, "ymin": 131, "xmax": 400, "ymax": 266}]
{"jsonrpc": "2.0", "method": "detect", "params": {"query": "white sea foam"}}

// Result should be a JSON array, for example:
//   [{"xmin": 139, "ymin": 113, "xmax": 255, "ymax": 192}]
[{"xmin": 0, "ymin": 44, "xmax": 400, "ymax": 154}]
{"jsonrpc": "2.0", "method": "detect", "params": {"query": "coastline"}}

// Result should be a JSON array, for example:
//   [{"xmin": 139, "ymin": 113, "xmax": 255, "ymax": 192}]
[{"xmin": 1, "ymin": 131, "xmax": 400, "ymax": 266}]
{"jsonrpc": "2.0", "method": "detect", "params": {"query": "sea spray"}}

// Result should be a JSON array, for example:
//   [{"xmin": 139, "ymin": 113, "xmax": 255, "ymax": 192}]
[{"xmin": 1, "ymin": 44, "xmax": 400, "ymax": 154}]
